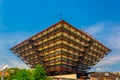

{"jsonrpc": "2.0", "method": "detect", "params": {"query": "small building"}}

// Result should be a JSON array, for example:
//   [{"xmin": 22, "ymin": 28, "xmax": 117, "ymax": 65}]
[
  {"xmin": 90, "ymin": 72, "xmax": 120, "ymax": 80},
  {"xmin": 50, "ymin": 72, "xmax": 120, "ymax": 80}
]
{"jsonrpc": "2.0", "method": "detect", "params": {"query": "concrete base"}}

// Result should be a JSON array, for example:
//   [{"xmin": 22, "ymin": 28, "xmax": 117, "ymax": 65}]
[
  {"xmin": 49, "ymin": 74, "xmax": 76, "ymax": 80},
  {"xmin": 49, "ymin": 73, "xmax": 90, "ymax": 80}
]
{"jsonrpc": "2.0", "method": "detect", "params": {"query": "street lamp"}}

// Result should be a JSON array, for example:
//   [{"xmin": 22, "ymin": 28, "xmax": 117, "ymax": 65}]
[{"xmin": 1, "ymin": 65, "xmax": 8, "ymax": 80}]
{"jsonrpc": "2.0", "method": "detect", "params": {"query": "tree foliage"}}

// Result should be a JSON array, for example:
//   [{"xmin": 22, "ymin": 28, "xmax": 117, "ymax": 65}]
[
  {"xmin": 6, "ymin": 68, "xmax": 33, "ymax": 80},
  {"xmin": 34, "ymin": 64, "xmax": 47, "ymax": 80},
  {"xmin": 15, "ymin": 69, "xmax": 33, "ymax": 80},
  {"xmin": 3, "ymin": 64, "xmax": 51, "ymax": 80}
]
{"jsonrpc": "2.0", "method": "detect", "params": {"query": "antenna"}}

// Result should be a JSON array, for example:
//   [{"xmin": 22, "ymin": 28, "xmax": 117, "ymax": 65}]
[{"xmin": 60, "ymin": 14, "xmax": 63, "ymax": 20}]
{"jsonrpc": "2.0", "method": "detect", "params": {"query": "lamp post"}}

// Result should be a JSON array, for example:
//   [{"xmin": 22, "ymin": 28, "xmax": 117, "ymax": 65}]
[{"xmin": 1, "ymin": 65, "xmax": 8, "ymax": 80}]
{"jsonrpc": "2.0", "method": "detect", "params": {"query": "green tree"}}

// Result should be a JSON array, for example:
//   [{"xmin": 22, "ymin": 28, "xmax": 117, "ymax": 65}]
[
  {"xmin": 4, "ymin": 65, "xmax": 52, "ymax": 80},
  {"xmin": 14, "ymin": 69, "xmax": 33, "ymax": 80},
  {"xmin": 7, "ymin": 68, "xmax": 33, "ymax": 80},
  {"xmin": 34, "ymin": 64, "xmax": 47, "ymax": 80},
  {"xmin": 7, "ymin": 67, "xmax": 20, "ymax": 80}
]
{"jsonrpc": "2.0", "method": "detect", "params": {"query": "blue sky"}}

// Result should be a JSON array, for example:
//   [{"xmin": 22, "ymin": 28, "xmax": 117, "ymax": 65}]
[{"xmin": 0, "ymin": 0, "xmax": 120, "ymax": 72}]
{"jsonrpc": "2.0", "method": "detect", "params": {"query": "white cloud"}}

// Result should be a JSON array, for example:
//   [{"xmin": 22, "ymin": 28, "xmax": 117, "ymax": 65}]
[
  {"xmin": 0, "ymin": 32, "xmax": 32, "ymax": 70},
  {"xmin": 91, "ymin": 54, "xmax": 120, "ymax": 72},
  {"xmin": 83, "ymin": 22, "xmax": 120, "ymax": 72},
  {"xmin": 106, "ymin": 27, "xmax": 120, "ymax": 49},
  {"xmin": 95, "ymin": 68, "xmax": 105, "ymax": 72},
  {"xmin": 0, "ymin": 60, "xmax": 29, "ymax": 70},
  {"xmin": 84, "ymin": 22, "xmax": 120, "ymax": 49},
  {"xmin": 96, "ymin": 55, "xmax": 120, "ymax": 66},
  {"xmin": 9, "ymin": 60, "xmax": 30, "ymax": 69},
  {"xmin": 84, "ymin": 22, "xmax": 104, "ymax": 36}
]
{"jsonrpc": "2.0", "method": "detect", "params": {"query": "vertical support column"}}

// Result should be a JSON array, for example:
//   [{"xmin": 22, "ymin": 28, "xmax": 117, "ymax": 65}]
[
  {"xmin": 29, "ymin": 39, "xmax": 44, "ymax": 66},
  {"xmin": 47, "ymin": 29, "xmax": 50, "ymax": 75},
  {"xmin": 60, "ymin": 21, "xmax": 64, "ymax": 75}
]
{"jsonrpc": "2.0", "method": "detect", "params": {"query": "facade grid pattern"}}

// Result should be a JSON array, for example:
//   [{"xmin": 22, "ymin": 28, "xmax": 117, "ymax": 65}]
[{"xmin": 10, "ymin": 20, "xmax": 111, "ymax": 76}]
